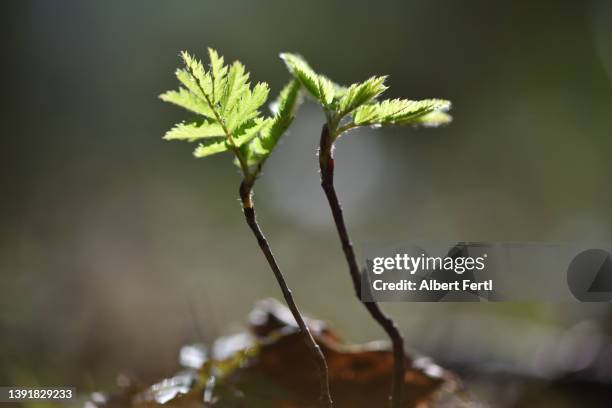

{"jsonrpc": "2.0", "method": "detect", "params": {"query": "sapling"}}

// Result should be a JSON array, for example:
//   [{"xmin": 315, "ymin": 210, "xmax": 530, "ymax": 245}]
[
  {"xmin": 159, "ymin": 48, "xmax": 333, "ymax": 407},
  {"xmin": 281, "ymin": 53, "xmax": 452, "ymax": 408}
]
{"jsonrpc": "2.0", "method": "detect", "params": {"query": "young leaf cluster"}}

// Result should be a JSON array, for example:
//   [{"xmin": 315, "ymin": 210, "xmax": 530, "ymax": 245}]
[
  {"xmin": 241, "ymin": 78, "xmax": 302, "ymax": 167},
  {"xmin": 160, "ymin": 48, "xmax": 302, "ymax": 179},
  {"xmin": 280, "ymin": 53, "xmax": 451, "ymax": 137}
]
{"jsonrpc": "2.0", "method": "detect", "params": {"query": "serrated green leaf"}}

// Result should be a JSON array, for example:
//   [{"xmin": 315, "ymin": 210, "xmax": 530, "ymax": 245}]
[
  {"xmin": 278, "ymin": 52, "xmax": 452, "ymax": 134},
  {"xmin": 317, "ymin": 75, "xmax": 334, "ymax": 106},
  {"xmin": 243, "ymin": 79, "xmax": 302, "ymax": 166},
  {"xmin": 208, "ymin": 48, "xmax": 227, "ymax": 104},
  {"xmin": 338, "ymin": 76, "xmax": 388, "ymax": 115},
  {"xmin": 353, "ymin": 98, "xmax": 451, "ymax": 126},
  {"xmin": 180, "ymin": 51, "xmax": 213, "ymax": 96},
  {"xmin": 280, "ymin": 53, "xmax": 334, "ymax": 107},
  {"xmin": 159, "ymin": 88, "xmax": 214, "ymax": 117},
  {"xmin": 392, "ymin": 99, "xmax": 451, "ymax": 123},
  {"xmin": 226, "ymin": 82, "xmax": 269, "ymax": 132},
  {"xmin": 233, "ymin": 117, "xmax": 270, "ymax": 147},
  {"xmin": 280, "ymin": 54, "xmax": 318, "ymax": 97},
  {"xmin": 220, "ymin": 61, "xmax": 250, "ymax": 116},
  {"xmin": 270, "ymin": 78, "xmax": 301, "ymax": 117},
  {"xmin": 193, "ymin": 137, "xmax": 229, "ymax": 157},
  {"xmin": 175, "ymin": 68, "xmax": 207, "ymax": 100},
  {"xmin": 162, "ymin": 48, "xmax": 273, "ymax": 170},
  {"xmin": 163, "ymin": 120, "xmax": 225, "ymax": 141},
  {"xmin": 259, "ymin": 79, "xmax": 301, "ymax": 151}
]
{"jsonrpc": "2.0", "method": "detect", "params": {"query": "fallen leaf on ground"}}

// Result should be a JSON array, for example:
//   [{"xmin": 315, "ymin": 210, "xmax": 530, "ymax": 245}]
[{"xmin": 88, "ymin": 299, "xmax": 471, "ymax": 408}]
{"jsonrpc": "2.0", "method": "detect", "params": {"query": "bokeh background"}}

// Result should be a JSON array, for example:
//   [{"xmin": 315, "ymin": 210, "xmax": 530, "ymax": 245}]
[{"xmin": 3, "ymin": 0, "xmax": 612, "ymax": 406}]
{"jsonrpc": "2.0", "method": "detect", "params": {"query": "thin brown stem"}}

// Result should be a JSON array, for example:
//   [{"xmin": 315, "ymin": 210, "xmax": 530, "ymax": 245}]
[
  {"xmin": 318, "ymin": 124, "xmax": 405, "ymax": 408},
  {"xmin": 239, "ymin": 182, "xmax": 333, "ymax": 408}
]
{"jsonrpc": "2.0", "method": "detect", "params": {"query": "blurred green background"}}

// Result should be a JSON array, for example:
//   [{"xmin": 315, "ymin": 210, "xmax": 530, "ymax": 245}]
[{"xmin": 3, "ymin": 0, "xmax": 612, "ymax": 406}]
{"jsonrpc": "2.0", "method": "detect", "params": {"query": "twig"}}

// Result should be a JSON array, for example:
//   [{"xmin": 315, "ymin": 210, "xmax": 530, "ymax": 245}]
[
  {"xmin": 239, "ymin": 181, "xmax": 334, "ymax": 408},
  {"xmin": 318, "ymin": 124, "xmax": 405, "ymax": 408}
]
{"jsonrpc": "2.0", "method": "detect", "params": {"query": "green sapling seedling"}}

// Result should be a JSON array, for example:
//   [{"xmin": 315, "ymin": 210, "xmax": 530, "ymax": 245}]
[
  {"xmin": 281, "ymin": 52, "xmax": 452, "ymax": 408},
  {"xmin": 160, "ymin": 48, "xmax": 333, "ymax": 407}
]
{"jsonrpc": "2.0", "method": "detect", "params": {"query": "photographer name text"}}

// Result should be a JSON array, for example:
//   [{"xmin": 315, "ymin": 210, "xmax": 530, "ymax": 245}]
[{"xmin": 372, "ymin": 278, "xmax": 493, "ymax": 292}]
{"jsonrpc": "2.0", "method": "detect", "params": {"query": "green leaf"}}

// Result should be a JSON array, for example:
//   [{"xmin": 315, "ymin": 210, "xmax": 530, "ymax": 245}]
[
  {"xmin": 163, "ymin": 120, "xmax": 225, "ymax": 141},
  {"xmin": 278, "ymin": 53, "xmax": 452, "ymax": 133},
  {"xmin": 159, "ymin": 88, "xmax": 214, "ymax": 117},
  {"xmin": 226, "ymin": 82, "xmax": 270, "ymax": 132},
  {"xmin": 193, "ymin": 137, "xmax": 229, "ymax": 158},
  {"xmin": 260, "ymin": 79, "xmax": 301, "ymax": 151},
  {"xmin": 280, "ymin": 53, "xmax": 334, "ymax": 107},
  {"xmin": 175, "ymin": 68, "xmax": 208, "ymax": 100},
  {"xmin": 233, "ymin": 117, "xmax": 270, "ymax": 147},
  {"xmin": 220, "ymin": 61, "xmax": 250, "ymax": 116},
  {"xmin": 179, "ymin": 51, "xmax": 212, "ymax": 97},
  {"xmin": 338, "ymin": 76, "xmax": 388, "ymax": 115},
  {"xmin": 244, "ymin": 79, "xmax": 302, "ymax": 165},
  {"xmin": 317, "ymin": 75, "xmax": 335, "ymax": 106},
  {"xmin": 353, "ymin": 98, "xmax": 451, "ymax": 126},
  {"xmin": 161, "ymin": 48, "xmax": 273, "ymax": 169},
  {"xmin": 270, "ymin": 78, "xmax": 302, "ymax": 118},
  {"xmin": 208, "ymin": 48, "xmax": 227, "ymax": 104}
]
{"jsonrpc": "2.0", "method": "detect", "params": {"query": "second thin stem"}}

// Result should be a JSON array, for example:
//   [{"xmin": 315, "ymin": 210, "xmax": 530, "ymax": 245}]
[
  {"xmin": 318, "ymin": 124, "xmax": 405, "ymax": 408},
  {"xmin": 239, "ymin": 182, "xmax": 333, "ymax": 408}
]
